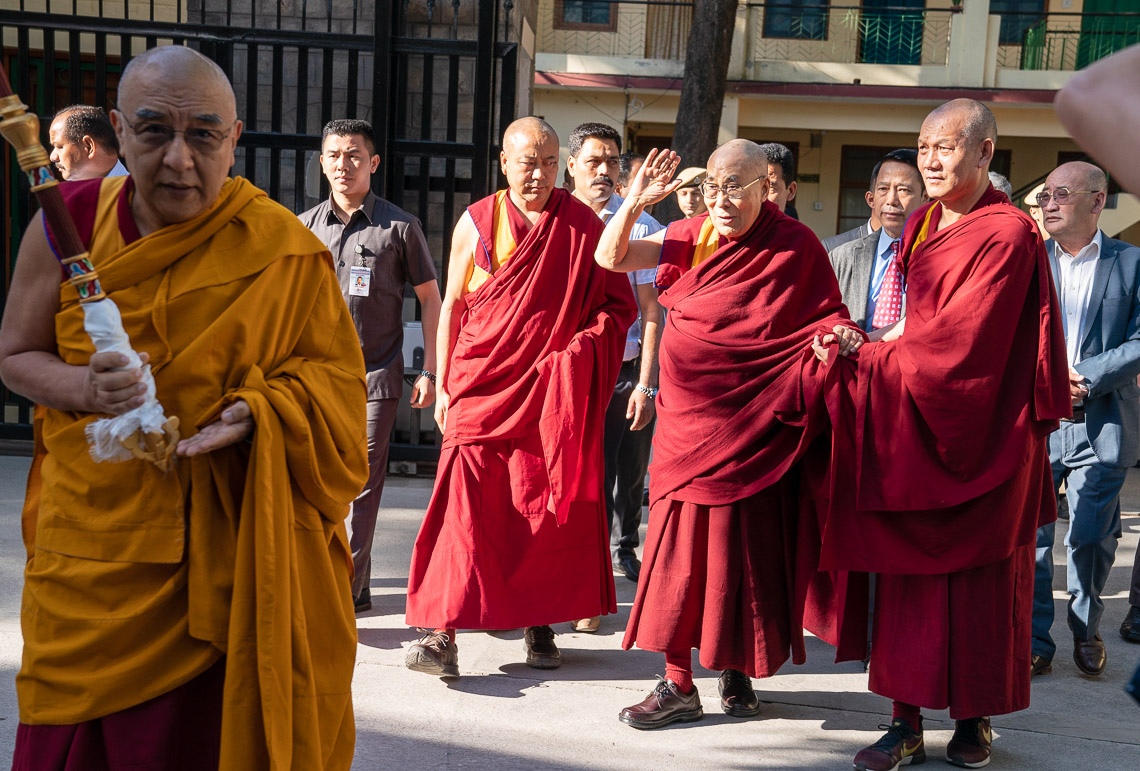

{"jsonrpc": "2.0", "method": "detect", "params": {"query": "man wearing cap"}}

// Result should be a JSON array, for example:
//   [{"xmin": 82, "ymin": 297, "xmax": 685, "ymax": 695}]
[{"xmin": 674, "ymin": 167, "xmax": 707, "ymax": 219}]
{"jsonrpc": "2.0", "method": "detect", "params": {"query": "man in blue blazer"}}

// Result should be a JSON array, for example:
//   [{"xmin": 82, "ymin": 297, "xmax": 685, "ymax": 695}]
[{"xmin": 1032, "ymin": 161, "xmax": 1140, "ymax": 678}]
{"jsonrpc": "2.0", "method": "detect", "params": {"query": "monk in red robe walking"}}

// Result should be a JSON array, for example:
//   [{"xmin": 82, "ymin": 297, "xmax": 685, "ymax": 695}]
[
  {"xmin": 595, "ymin": 139, "xmax": 866, "ymax": 729},
  {"xmin": 403, "ymin": 117, "xmax": 636, "ymax": 676},
  {"xmin": 814, "ymin": 99, "xmax": 1070, "ymax": 770}
]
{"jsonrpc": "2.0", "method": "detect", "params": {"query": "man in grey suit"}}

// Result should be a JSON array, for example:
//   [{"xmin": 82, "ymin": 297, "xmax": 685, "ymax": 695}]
[
  {"xmin": 828, "ymin": 149, "xmax": 925, "ymax": 331},
  {"xmin": 1031, "ymin": 161, "xmax": 1140, "ymax": 678},
  {"xmin": 821, "ymin": 154, "xmax": 891, "ymax": 254}
]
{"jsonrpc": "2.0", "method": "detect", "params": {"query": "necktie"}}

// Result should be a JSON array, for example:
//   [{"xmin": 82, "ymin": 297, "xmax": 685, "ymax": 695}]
[{"xmin": 871, "ymin": 240, "xmax": 903, "ymax": 330}]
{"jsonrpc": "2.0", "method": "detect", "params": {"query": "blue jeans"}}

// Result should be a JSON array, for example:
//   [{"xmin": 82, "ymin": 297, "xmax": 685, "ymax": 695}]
[{"xmin": 1032, "ymin": 421, "xmax": 1126, "ymax": 659}]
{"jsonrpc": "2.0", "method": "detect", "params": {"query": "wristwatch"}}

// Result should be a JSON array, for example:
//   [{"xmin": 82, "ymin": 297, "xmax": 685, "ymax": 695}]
[{"xmin": 635, "ymin": 384, "xmax": 658, "ymax": 399}]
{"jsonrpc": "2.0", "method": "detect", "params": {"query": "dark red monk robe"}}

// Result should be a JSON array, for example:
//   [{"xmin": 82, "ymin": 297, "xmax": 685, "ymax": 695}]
[
  {"xmin": 821, "ymin": 186, "xmax": 1070, "ymax": 717},
  {"xmin": 623, "ymin": 202, "xmax": 867, "ymax": 676},
  {"xmin": 405, "ymin": 188, "xmax": 636, "ymax": 629}
]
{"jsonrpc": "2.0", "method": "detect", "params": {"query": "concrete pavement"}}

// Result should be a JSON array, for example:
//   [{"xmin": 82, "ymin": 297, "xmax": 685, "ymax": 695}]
[{"xmin": 0, "ymin": 454, "xmax": 1137, "ymax": 769}]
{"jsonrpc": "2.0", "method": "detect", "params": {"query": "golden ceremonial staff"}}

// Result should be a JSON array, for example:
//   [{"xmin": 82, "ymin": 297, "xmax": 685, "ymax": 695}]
[{"xmin": 0, "ymin": 65, "xmax": 180, "ymax": 470}]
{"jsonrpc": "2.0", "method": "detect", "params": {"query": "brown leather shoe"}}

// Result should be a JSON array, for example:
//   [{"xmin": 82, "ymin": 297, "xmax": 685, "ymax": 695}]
[
  {"xmin": 718, "ymin": 668, "xmax": 760, "ymax": 717},
  {"xmin": 618, "ymin": 679, "xmax": 703, "ymax": 729},
  {"xmin": 946, "ymin": 716, "xmax": 991, "ymax": 768},
  {"xmin": 524, "ymin": 625, "xmax": 562, "ymax": 669},
  {"xmin": 1030, "ymin": 653, "xmax": 1052, "ymax": 677},
  {"xmin": 1073, "ymin": 635, "xmax": 1106, "ymax": 676}
]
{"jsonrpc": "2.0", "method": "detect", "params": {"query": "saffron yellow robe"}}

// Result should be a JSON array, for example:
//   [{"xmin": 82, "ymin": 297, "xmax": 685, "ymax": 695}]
[{"xmin": 19, "ymin": 176, "xmax": 368, "ymax": 770}]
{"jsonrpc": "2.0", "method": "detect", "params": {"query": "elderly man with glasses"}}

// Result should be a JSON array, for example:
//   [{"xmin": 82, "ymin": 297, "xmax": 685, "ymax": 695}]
[
  {"xmin": 1030, "ymin": 160, "xmax": 1140, "ymax": 678},
  {"xmin": 595, "ymin": 138, "xmax": 866, "ymax": 729},
  {"xmin": 0, "ymin": 45, "xmax": 369, "ymax": 768}
]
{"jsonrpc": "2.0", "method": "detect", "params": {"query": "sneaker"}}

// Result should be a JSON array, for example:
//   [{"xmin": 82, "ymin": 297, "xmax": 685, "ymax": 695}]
[
  {"xmin": 524, "ymin": 625, "xmax": 562, "ymax": 669},
  {"xmin": 404, "ymin": 630, "xmax": 459, "ymax": 678},
  {"xmin": 618, "ymin": 678, "xmax": 703, "ymax": 729},
  {"xmin": 853, "ymin": 717, "xmax": 925, "ymax": 771},
  {"xmin": 946, "ymin": 716, "xmax": 991, "ymax": 768}
]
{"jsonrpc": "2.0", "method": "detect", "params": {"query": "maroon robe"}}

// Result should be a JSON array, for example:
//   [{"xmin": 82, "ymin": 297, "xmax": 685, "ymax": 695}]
[
  {"xmin": 821, "ymin": 186, "xmax": 1070, "ymax": 716},
  {"xmin": 405, "ymin": 188, "xmax": 636, "ymax": 629},
  {"xmin": 623, "ymin": 202, "xmax": 867, "ymax": 676}
]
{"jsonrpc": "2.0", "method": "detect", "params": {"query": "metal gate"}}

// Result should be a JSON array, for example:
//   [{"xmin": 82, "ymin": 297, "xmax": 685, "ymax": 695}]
[{"xmin": 0, "ymin": 0, "xmax": 519, "ymax": 452}]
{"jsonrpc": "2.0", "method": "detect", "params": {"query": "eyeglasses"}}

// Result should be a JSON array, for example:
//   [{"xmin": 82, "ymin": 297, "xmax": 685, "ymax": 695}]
[
  {"xmin": 1036, "ymin": 187, "xmax": 1095, "ymax": 206},
  {"xmin": 119, "ymin": 113, "xmax": 236, "ymax": 153},
  {"xmin": 699, "ymin": 176, "xmax": 763, "ymax": 201}
]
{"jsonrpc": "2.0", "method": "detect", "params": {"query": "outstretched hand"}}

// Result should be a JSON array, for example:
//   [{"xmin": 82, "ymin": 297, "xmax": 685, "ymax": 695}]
[
  {"xmin": 177, "ymin": 399, "xmax": 253, "ymax": 457},
  {"xmin": 624, "ymin": 148, "xmax": 684, "ymax": 208}
]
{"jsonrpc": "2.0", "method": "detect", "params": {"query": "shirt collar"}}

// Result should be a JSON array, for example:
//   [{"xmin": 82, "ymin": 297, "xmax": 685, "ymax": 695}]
[
  {"xmin": 599, "ymin": 192, "xmax": 624, "ymax": 221},
  {"xmin": 1057, "ymin": 229, "xmax": 1103, "ymax": 262},
  {"xmin": 325, "ymin": 190, "xmax": 378, "ymax": 226},
  {"xmin": 875, "ymin": 227, "xmax": 900, "ymax": 259}
]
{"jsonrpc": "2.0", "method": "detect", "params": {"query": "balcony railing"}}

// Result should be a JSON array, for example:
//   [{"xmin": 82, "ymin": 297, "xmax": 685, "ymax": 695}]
[
  {"xmin": 536, "ymin": 0, "xmax": 694, "ymax": 60},
  {"xmin": 536, "ymin": 1, "xmax": 956, "ymax": 65},
  {"xmin": 746, "ymin": 3, "xmax": 956, "ymax": 67},
  {"xmin": 538, "ymin": 1, "xmax": 1139, "ymax": 75},
  {"xmin": 996, "ymin": 11, "xmax": 1140, "ymax": 71}
]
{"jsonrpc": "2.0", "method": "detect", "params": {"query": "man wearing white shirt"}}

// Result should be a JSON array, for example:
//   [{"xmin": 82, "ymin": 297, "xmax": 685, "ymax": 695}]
[
  {"xmin": 828, "ymin": 149, "xmax": 925, "ymax": 332},
  {"xmin": 1031, "ymin": 161, "xmax": 1140, "ymax": 678},
  {"xmin": 566, "ymin": 123, "xmax": 664, "ymax": 632}
]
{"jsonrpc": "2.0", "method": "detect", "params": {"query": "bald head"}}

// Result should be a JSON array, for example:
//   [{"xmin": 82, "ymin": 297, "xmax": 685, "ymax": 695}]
[
  {"xmin": 1050, "ymin": 160, "xmax": 1107, "ymax": 194},
  {"xmin": 120, "ymin": 46, "xmax": 236, "ymax": 115},
  {"xmin": 917, "ymin": 99, "xmax": 998, "ymax": 215},
  {"xmin": 499, "ymin": 116, "xmax": 559, "ymax": 212},
  {"xmin": 706, "ymin": 139, "xmax": 769, "ymax": 181},
  {"xmin": 926, "ymin": 98, "xmax": 997, "ymax": 149},
  {"xmin": 1041, "ymin": 161, "xmax": 1108, "ymax": 254},
  {"xmin": 110, "ymin": 45, "xmax": 242, "ymax": 235},
  {"xmin": 502, "ymin": 117, "xmax": 558, "ymax": 153},
  {"xmin": 701, "ymin": 139, "xmax": 771, "ymax": 240}
]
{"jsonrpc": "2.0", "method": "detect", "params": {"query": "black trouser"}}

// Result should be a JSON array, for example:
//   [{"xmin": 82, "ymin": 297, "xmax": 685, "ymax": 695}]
[{"xmin": 603, "ymin": 358, "xmax": 655, "ymax": 561}]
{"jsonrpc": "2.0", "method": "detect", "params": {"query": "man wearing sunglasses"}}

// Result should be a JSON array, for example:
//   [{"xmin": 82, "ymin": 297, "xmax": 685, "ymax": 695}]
[{"xmin": 1031, "ymin": 161, "xmax": 1140, "ymax": 679}]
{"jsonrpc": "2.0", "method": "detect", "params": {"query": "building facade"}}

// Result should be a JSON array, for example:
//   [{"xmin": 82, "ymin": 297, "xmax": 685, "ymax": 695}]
[{"xmin": 534, "ymin": 0, "xmax": 1140, "ymax": 240}]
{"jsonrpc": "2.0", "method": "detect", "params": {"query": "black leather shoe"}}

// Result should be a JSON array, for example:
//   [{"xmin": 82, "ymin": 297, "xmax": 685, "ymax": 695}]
[
  {"xmin": 613, "ymin": 554, "xmax": 641, "ymax": 582},
  {"xmin": 1074, "ymin": 635, "xmax": 1106, "ymax": 676},
  {"xmin": 524, "ymin": 625, "xmax": 562, "ymax": 669},
  {"xmin": 1030, "ymin": 653, "xmax": 1052, "ymax": 677},
  {"xmin": 1121, "ymin": 606, "xmax": 1140, "ymax": 644},
  {"xmin": 718, "ymin": 668, "xmax": 761, "ymax": 717},
  {"xmin": 619, "ymin": 679, "xmax": 703, "ymax": 729},
  {"xmin": 353, "ymin": 587, "xmax": 372, "ymax": 614}
]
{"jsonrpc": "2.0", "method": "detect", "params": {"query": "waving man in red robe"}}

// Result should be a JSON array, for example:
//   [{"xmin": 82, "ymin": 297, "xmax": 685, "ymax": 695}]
[
  {"xmin": 817, "ymin": 99, "xmax": 1071, "ymax": 771},
  {"xmin": 403, "ymin": 117, "xmax": 636, "ymax": 677},
  {"xmin": 596, "ymin": 139, "xmax": 866, "ymax": 729}
]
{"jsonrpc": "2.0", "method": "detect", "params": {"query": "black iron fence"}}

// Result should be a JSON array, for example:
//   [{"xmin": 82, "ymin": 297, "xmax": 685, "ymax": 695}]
[{"xmin": 0, "ymin": 0, "xmax": 519, "ymax": 455}]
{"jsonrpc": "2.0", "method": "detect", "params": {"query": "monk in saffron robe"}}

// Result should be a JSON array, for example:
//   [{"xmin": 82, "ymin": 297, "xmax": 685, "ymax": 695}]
[
  {"xmin": 0, "ymin": 47, "xmax": 368, "ymax": 770},
  {"xmin": 814, "ymin": 99, "xmax": 1070, "ymax": 771},
  {"xmin": 595, "ymin": 139, "xmax": 867, "ymax": 729},
  {"xmin": 403, "ymin": 117, "xmax": 636, "ymax": 676}
]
